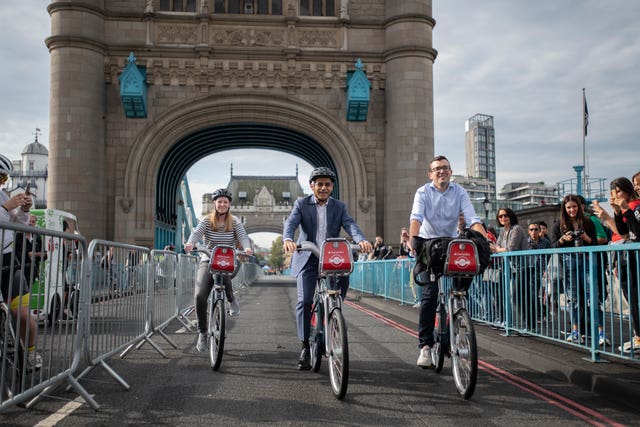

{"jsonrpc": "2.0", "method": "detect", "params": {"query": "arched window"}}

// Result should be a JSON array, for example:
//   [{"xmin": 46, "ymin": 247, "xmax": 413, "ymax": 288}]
[
  {"xmin": 300, "ymin": 0, "xmax": 335, "ymax": 16},
  {"xmin": 214, "ymin": 0, "xmax": 283, "ymax": 15}
]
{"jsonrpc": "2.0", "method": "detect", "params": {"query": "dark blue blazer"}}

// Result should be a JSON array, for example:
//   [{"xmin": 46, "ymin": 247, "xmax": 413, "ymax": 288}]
[{"xmin": 283, "ymin": 195, "xmax": 366, "ymax": 276}]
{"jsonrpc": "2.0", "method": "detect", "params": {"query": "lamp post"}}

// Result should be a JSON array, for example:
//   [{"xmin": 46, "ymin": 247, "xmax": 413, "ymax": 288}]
[{"xmin": 482, "ymin": 194, "xmax": 491, "ymax": 225}]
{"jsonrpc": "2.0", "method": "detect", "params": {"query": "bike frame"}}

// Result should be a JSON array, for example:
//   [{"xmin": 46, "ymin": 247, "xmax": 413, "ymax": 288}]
[
  {"xmin": 299, "ymin": 238, "xmax": 358, "ymax": 400},
  {"xmin": 315, "ymin": 277, "xmax": 343, "ymax": 358},
  {"xmin": 194, "ymin": 245, "xmax": 237, "ymax": 371},
  {"xmin": 446, "ymin": 282, "xmax": 468, "ymax": 359}
]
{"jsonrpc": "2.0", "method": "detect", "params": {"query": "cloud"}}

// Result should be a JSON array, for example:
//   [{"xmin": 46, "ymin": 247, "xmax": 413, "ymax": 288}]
[
  {"xmin": 187, "ymin": 149, "xmax": 313, "ymax": 217},
  {"xmin": 2, "ymin": 0, "xmax": 639, "ymax": 221},
  {"xmin": 0, "ymin": 1, "xmax": 50, "ymax": 158},
  {"xmin": 433, "ymin": 0, "xmax": 640, "ymax": 192}
]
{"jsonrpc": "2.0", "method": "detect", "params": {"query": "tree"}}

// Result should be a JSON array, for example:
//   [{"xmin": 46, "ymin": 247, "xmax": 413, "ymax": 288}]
[{"xmin": 268, "ymin": 236, "xmax": 285, "ymax": 272}]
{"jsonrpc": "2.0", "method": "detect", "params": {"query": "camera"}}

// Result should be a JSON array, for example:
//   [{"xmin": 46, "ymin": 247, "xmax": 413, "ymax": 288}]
[{"xmin": 569, "ymin": 229, "xmax": 584, "ymax": 247}]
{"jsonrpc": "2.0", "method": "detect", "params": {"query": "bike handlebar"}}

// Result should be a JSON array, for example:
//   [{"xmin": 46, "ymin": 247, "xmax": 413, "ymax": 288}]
[
  {"xmin": 190, "ymin": 247, "xmax": 212, "ymax": 257},
  {"xmin": 296, "ymin": 240, "xmax": 361, "ymax": 258}
]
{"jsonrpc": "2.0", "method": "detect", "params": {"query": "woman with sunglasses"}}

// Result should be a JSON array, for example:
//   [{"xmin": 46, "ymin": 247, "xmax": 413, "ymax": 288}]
[
  {"xmin": 593, "ymin": 177, "xmax": 640, "ymax": 352},
  {"xmin": 491, "ymin": 208, "xmax": 528, "ymax": 329},
  {"xmin": 551, "ymin": 194, "xmax": 597, "ymax": 344}
]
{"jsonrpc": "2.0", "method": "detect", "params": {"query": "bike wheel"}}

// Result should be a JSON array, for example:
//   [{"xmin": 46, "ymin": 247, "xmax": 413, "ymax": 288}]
[
  {"xmin": 431, "ymin": 302, "xmax": 447, "ymax": 373},
  {"xmin": 451, "ymin": 308, "xmax": 478, "ymax": 400},
  {"xmin": 309, "ymin": 301, "xmax": 323, "ymax": 373},
  {"xmin": 208, "ymin": 298, "xmax": 226, "ymax": 371},
  {"xmin": 328, "ymin": 309, "xmax": 349, "ymax": 400},
  {"xmin": 0, "ymin": 306, "xmax": 23, "ymax": 401}
]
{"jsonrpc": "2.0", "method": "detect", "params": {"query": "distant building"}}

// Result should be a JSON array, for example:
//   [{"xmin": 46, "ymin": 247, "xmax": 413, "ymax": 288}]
[
  {"xmin": 465, "ymin": 114, "xmax": 496, "ymax": 184},
  {"xmin": 202, "ymin": 166, "xmax": 306, "ymax": 234},
  {"xmin": 8, "ymin": 131, "xmax": 48, "ymax": 209},
  {"xmin": 459, "ymin": 113, "xmax": 498, "ymax": 222},
  {"xmin": 499, "ymin": 181, "xmax": 557, "ymax": 207},
  {"xmin": 451, "ymin": 175, "xmax": 496, "ymax": 222}
]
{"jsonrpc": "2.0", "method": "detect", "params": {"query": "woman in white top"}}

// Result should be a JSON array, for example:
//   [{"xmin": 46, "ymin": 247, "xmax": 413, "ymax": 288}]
[
  {"xmin": 184, "ymin": 188, "xmax": 253, "ymax": 352},
  {"xmin": 0, "ymin": 154, "xmax": 42, "ymax": 368}
]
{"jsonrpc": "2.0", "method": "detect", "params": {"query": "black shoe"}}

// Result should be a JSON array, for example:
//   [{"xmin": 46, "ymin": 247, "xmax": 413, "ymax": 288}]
[{"xmin": 297, "ymin": 348, "xmax": 311, "ymax": 370}]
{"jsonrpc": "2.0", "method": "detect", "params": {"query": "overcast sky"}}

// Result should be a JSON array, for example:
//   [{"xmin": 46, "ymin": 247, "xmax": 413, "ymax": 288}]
[{"xmin": 1, "ymin": 1, "xmax": 639, "ymax": 246}]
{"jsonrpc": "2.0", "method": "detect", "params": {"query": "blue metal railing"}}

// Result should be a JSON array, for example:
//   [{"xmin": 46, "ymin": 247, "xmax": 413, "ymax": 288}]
[{"xmin": 350, "ymin": 243, "xmax": 640, "ymax": 363}]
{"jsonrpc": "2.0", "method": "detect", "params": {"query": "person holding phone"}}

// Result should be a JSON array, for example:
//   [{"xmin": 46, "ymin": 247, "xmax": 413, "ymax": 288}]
[
  {"xmin": 592, "ymin": 177, "xmax": 640, "ymax": 352},
  {"xmin": 1, "ymin": 154, "xmax": 42, "ymax": 369}
]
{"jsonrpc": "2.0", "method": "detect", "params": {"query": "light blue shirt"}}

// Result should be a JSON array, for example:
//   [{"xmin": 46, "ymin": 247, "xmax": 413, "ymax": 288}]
[{"xmin": 410, "ymin": 182, "xmax": 481, "ymax": 239}]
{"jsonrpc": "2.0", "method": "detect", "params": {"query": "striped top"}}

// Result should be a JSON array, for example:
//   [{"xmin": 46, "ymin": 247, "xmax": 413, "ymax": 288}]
[{"xmin": 187, "ymin": 215, "xmax": 251, "ymax": 260}]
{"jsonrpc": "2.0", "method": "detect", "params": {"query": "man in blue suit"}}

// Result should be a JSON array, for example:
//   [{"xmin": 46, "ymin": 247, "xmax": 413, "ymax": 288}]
[{"xmin": 283, "ymin": 167, "xmax": 372, "ymax": 370}]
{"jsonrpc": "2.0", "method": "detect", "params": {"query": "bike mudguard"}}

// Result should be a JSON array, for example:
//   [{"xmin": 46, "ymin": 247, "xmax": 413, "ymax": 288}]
[{"xmin": 320, "ymin": 239, "xmax": 353, "ymax": 276}]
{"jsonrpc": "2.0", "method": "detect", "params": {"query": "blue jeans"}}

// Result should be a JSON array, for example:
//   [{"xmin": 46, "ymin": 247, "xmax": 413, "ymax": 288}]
[{"xmin": 562, "ymin": 253, "xmax": 602, "ymax": 334}]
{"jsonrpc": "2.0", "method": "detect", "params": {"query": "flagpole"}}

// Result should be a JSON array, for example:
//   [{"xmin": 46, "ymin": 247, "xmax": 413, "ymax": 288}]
[{"xmin": 582, "ymin": 88, "xmax": 587, "ymax": 197}]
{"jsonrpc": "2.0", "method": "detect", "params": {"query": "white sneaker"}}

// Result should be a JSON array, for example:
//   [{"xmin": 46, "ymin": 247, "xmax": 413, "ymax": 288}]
[
  {"xmin": 229, "ymin": 299, "xmax": 240, "ymax": 316},
  {"xmin": 27, "ymin": 351, "xmax": 43, "ymax": 370},
  {"xmin": 619, "ymin": 336, "xmax": 640, "ymax": 353},
  {"xmin": 196, "ymin": 333, "xmax": 207, "ymax": 352},
  {"xmin": 417, "ymin": 346, "xmax": 433, "ymax": 367}
]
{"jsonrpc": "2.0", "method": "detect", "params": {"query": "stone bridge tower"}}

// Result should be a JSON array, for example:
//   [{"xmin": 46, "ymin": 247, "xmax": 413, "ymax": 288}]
[{"xmin": 46, "ymin": 0, "xmax": 436, "ymax": 246}]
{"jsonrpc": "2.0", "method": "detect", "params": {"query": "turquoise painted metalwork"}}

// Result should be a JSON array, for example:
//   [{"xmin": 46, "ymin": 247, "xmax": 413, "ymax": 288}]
[
  {"xmin": 346, "ymin": 59, "xmax": 371, "ymax": 121},
  {"xmin": 349, "ymin": 243, "xmax": 640, "ymax": 364},
  {"xmin": 119, "ymin": 52, "xmax": 148, "ymax": 118}
]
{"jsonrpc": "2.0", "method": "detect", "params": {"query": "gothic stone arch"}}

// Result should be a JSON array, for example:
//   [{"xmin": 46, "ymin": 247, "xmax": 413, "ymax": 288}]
[{"xmin": 117, "ymin": 94, "xmax": 375, "ymax": 245}]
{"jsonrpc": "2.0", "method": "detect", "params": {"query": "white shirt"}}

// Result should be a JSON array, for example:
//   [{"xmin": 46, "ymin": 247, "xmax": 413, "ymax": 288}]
[
  {"xmin": 315, "ymin": 199, "xmax": 327, "ymax": 246},
  {"xmin": 409, "ymin": 182, "xmax": 481, "ymax": 239}
]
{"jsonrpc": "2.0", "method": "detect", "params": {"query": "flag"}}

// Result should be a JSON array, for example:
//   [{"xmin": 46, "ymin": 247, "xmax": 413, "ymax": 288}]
[{"xmin": 583, "ymin": 92, "xmax": 589, "ymax": 136}]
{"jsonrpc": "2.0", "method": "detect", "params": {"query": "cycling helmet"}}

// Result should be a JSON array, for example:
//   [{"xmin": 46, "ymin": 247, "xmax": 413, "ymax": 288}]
[
  {"xmin": 0, "ymin": 154, "xmax": 12, "ymax": 176},
  {"xmin": 309, "ymin": 166, "xmax": 336, "ymax": 183},
  {"xmin": 212, "ymin": 188, "xmax": 233, "ymax": 202}
]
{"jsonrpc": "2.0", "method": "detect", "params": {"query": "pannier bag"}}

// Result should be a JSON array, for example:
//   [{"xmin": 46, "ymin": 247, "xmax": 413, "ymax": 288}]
[
  {"xmin": 459, "ymin": 229, "xmax": 491, "ymax": 274},
  {"xmin": 412, "ymin": 230, "xmax": 491, "ymax": 286},
  {"xmin": 413, "ymin": 236, "xmax": 452, "ymax": 285}
]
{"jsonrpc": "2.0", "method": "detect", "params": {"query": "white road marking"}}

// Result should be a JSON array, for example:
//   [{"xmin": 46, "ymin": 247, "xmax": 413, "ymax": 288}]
[{"xmin": 34, "ymin": 396, "xmax": 89, "ymax": 427}]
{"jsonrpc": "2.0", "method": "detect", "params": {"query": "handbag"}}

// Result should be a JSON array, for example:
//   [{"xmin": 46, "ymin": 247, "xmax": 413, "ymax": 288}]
[{"xmin": 482, "ymin": 266, "xmax": 500, "ymax": 283}]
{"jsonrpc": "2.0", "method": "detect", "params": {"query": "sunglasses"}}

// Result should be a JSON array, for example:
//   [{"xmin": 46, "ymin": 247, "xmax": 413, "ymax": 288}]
[
  {"xmin": 529, "ymin": 228, "xmax": 539, "ymax": 231},
  {"xmin": 498, "ymin": 214, "xmax": 509, "ymax": 218}
]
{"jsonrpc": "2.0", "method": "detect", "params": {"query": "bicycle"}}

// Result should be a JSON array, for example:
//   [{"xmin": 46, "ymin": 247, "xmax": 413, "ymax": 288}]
[
  {"xmin": 194, "ymin": 245, "xmax": 238, "ymax": 371},
  {"xmin": 298, "ymin": 238, "xmax": 360, "ymax": 400},
  {"xmin": 415, "ymin": 235, "xmax": 482, "ymax": 400}
]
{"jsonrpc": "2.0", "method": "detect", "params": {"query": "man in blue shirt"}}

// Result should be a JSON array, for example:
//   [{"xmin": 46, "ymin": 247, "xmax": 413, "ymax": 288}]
[{"xmin": 408, "ymin": 155, "xmax": 487, "ymax": 367}]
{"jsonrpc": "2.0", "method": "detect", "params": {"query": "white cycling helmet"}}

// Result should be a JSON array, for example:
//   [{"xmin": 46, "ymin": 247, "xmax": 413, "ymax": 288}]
[{"xmin": 0, "ymin": 154, "xmax": 12, "ymax": 176}]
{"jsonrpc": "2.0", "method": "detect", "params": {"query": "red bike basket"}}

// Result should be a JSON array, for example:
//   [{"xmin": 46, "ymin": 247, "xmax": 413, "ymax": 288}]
[
  {"xmin": 319, "ymin": 239, "xmax": 353, "ymax": 275},
  {"xmin": 444, "ymin": 239, "xmax": 479, "ymax": 277},
  {"xmin": 209, "ymin": 245, "xmax": 238, "ymax": 275}
]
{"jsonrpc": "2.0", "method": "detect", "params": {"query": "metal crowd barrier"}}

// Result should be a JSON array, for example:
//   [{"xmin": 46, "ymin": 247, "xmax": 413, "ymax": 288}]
[
  {"xmin": 350, "ymin": 243, "xmax": 640, "ymax": 363},
  {"xmin": 70, "ymin": 240, "xmax": 151, "ymax": 393},
  {"xmin": 175, "ymin": 254, "xmax": 198, "ymax": 331},
  {"xmin": 0, "ymin": 220, "xmax": 267, "ymax": 414},
  {"xmin": 0, "ymin": 221, "xmax": 97, "ymax": 411}
]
